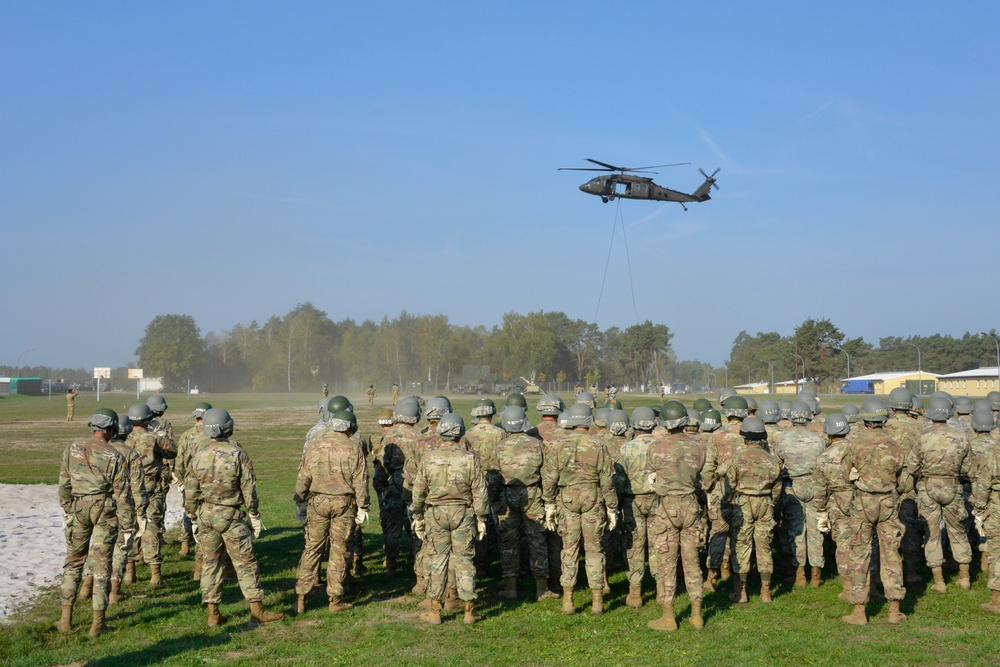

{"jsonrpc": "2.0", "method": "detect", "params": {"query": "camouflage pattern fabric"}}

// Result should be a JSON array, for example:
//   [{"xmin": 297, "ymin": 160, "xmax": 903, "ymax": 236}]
[
  {"xmin": 594, "ymin": 430, "xmax": 628, "ymax": 566},
  {"xmin": 883, "ymin": 411, "xmax": 925, "ymax": 563},
  {"xmin": 908, "ymin": 423, "xmax": 972, "ymax": 567},
  {"xmin": 381, "ymin": 423, "xmax": 422, "ymax": 561},
  {"xmin": 971, "ymin": 443, "xmax": 1000, "ymax": 591},
  {"xmin": 175, "ymin": 423, "xmax": 208, "ymax": 547},
  {"xmin": 774, "ymin": 426, "xmax": 827, "ymax": 569},
  {"xmin": 968, "ymin": 431, "xmax": 1000, "ymax": 555},
  {"xmin": 727, "ymin": 442, "xmax": 782, "ymax": 577},
  {"xmin": 708, "ymin": 420, "xmax": 744, "ymax": 570},
  {"xmin": 185, "ymin": 438, "xmax": 265, "ymax": 604},
  {"xmin": 618, "ymin": 432, "xmax": 657, "ymax": 586},
  {"xmin": 495, "ymin": 432, "xmax": 548, "ymax": 578},
  {"xmin": 126, "ymin": 426, "xmax": 176, "ymax": 565},
  {"xmin": 66, "ymin": 391, "xmax": 76, "ymax": 421},
  {"xmin": 813, "ymin": 438, "xmax": 854, "ymax": 578},
  {"xmin": 59, "ymin": 436, "xmax": 135, "ymax": 611},
  {"xmin": 533, "ymin": 417, "xmax": 565, "ymax": 583}
]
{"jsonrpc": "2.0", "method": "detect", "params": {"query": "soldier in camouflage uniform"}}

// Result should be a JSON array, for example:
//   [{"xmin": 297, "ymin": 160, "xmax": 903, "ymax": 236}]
[
  {"xmin": 125, "ymin": 402, "xmax": 176, "ymax": 586},
  {"xmin": 371, "ymin": 408, "xmax": 395, "ymax": 546},
  {"xmin": 494, "ymin": 405, "xmax": 556, "ymax": 601},
  {"xmin": 184, "ymin": 408, "xmax": 283, "ymax": 627},
  {"xmin": 813, "ymin": 413, "xmax": 855, "ymax": 601},
  {"xmin": 757, "ymin": 399, "xmax": 782, "ymax": 450},
  {"xmin": 840, "ymin": 398, "xmax": 910, "ymax": 626},
  {"xmin": 465, "ymin": 397, "xmax": 506, "ymax": 578},
  {"xmin": 531, "ymin": 393, "xmax": 565, "ymax": 594},
  {"xmin": 54, "ymin": 409, "xmax": 136, "ymax": 637},
  {"xmin": 776, "ymin": 400, "xmax": 793, "ymax": 433},
  {"xmin": 882, "ymin": 388, "xmax": 925, "ymax": 584},
  {"xmin": 293, "ymin": 410, "xmax": 369, "ymax": 614},
  {"xmin": 381, "ymin": 397, "xmax": 422, "ymax": 578},
  {"xmin": 908, "ymin": 395, "xmax": 973, "ymax": 593},
  {"xmin": 175, "ymin": 402, "xmax": 212, "ymax": 557},
  {"xmin": 971, "ymin": 427, "xmax": 1000, "ymax": 613},
  {"xmin": 410, "ymin": 396, "xmax": 453, "ymax": 600},
  {"xmin": 542, "ymin": 403, "xmax": 617, "ymax": 614},
  {"xmin": 598, "ymin": 408, "xmax": 630, "ymax": 585},
  {"xmin": 391, "ymin": 382, "xmax": 399, "ymax": 406},
  {"xmin": 774, "ymin": 400, "xmax": 827, "ymax": 588},
  {"xmin": 366, "ymin": 384, "xmax": 377, "ymax": 407},
  {"xmin": 706, "ymin": 396, "xmax": 749, "ymax": 588},
  {"xmin": 66, "ymin": 388, "xmax": 78, "ymax": 421},
  {"xmin": 410, "ymin": 414, "xmax": 490, "ymax": 625},
  {"xmin": 726, "ymin": 417, "xmax": 782, "ymax": 604},
  {"xmin": 146, "ymin": 395, "xmax": 176, "ymax": 500},
  {"xmin": 645, "ymin": 402, "xmax": 715, "ymax": 631},
  {"xmin": 969, "ymin": 410, "xmax": 1000, "ymax": 571},
  {"xmin": 618, "ymin": 406, "xmax": 659, "ymax": 609}
]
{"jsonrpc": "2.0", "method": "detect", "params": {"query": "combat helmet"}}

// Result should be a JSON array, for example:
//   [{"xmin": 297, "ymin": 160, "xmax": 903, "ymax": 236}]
[
  {"xmin": 328, "ymin": 410, "xmax": 358, "ymax": 433},
  {"xmin": 436, "ymin": 413, "xmax": 466, "ymax": 440},
  {"xmin": 745, "ymin": 396, "xmax": 758, "ymax": 413},
  {"xmin": 987, "ymin": 391, "xmax": 1000, "ymax": 411},
  {"xmin": 842, "ymin": 404, "xmax": 860, "ymax": 423},
  {"xmin": 192, "ymin": 401, "xmax": 213, "ymax": 419},
  {"xmin": 739, "ymin": 416, "xmax": 768, "ymax": 442},
  {"xmin": 606, "ymin": 398, "xmax": 624, "ymax": 411},
  {"xmin": 789, "ymin": 401, "xmax": 813, "ymax": 425},
  {"xmin": 594, "ymin": 407, "xmax": 612, "ymax": 428},
  {"xmin": 565, "ymin": 403, "xmax": 594, "ymax": 429},
  {"xmin": 693, "ymin": 397, "xmax": 712, "ymax": 412},
  {"xmin": 536, "ymin": 393, "xmax": 564, "ymax": 416},
  {"xmin": 425, "ymin": 396, "xmax": 452, "ymax": 420},
  {"xmin": 723, "ymin": 395, "xmax": 749, "ymax": 419},
  {"xmin": 954, "ymin": 396, "xmax": 974, "ymax": 415},
  {"xmin": 659, "ymin": 400, "xmax": 688, "ymax": 430},
  {"xmin": 377, "ymin": 407, "xmax": 394, "ymax": 426},
  {"xmin": 926, "ymin": 395, "xmax": 954, "ymax": 422},
  {"xmin": 501, "ymin": 405, "xmax": 529, "ymax": 433},
  {"xmin": 631, "ymin": 406, "xmax": 657, "ymax": 432},
  {"xmin": 909, "ymin": 395, "xmax": 924, "ymax": 416},
  {"xmin": 700, "ymin": 408, "xmax": 723, "ymax": 432},
  {"xmin": 859, "ymin": 397, "xmax": 890, "ymax": 424},
  {"xmin": 146, "ymin": 394, "xmax": 168, "ymax": 414},
  {"xmin": 394, "ymin": 396, "xmax": 422, "ymax": 425},
  {"xmin": 128, "ymin": 403, "xmax": 154, "ymax": 425},
  {"xmin": 328, "ymin": 395, "xmax": 353, "ymax": 414},
  {"xmin": 971, "ymin": 409, "xmax": 995, "ymax": 433},
  {"xmin": 888, "ymin": 387, "xmax": 913, "ymax": 412},
  {"xmin": 823, "ymin": 412, "xmax": 850, "ymax": 437},
  {"xmin": 471, "ymin": 398, "xmax": 497, "ymax": 418},
  {"xmin": 576, "ymin": 391, "xmax": 597, "ymax": 409},
  {"xmin": 202, "ymin": 408, "xmax": 235, "ymax": 438},
  {"xmin": 505, "ymin": 393, "xmax": 528, "ymax": 409},
  {"xmin": 115, "ymin": 413, "xmax": 133, "ymax": 440},
  {"xmin": 608, "ymin": 409, "xmax": 630, "ymax": 436},
  {"xmin": 88, "ymin": 407, "xmax": 119, "ymax": 436},
  {"xmin": 718, "ymin": 388, "xmax": 738, "ymax": 407},
  {"xmin": 757, "ymin": 399, "xmax": 780, "ymax": 424},
  {"xmin": 778, "ymin": 400, "xmax": 792, "ymax": 420},
  {"xmin": 974, "ymin": 399, "xmax": 994, "ymax": 414}
]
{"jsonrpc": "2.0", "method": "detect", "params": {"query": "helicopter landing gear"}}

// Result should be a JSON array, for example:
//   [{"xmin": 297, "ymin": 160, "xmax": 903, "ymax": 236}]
[{"xmin": 601, "ymin": 196, "xmax": 609, "ymax": 203}]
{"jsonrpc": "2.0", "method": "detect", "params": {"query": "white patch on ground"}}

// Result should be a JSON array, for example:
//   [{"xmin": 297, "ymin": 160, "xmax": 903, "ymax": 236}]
[{"xmin": 0, "ymin": 483, "xmax": 183, "ymax": 624}]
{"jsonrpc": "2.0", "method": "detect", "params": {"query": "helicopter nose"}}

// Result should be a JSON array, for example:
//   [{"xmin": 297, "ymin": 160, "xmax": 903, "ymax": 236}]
[{"xmin": 579, "ymin": 182, "xmax": 593, "ymax": 193}]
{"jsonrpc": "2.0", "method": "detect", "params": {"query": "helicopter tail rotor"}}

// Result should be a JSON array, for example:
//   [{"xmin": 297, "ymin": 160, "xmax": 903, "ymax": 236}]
[{"xmin": 698, "ymin": 168, "xmax": 721, "ymax": 190}]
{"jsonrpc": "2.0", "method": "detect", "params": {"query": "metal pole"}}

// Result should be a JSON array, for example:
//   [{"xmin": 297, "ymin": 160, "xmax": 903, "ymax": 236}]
[
  {"xmin": 980, "ymin": 332, "xmax": 1000, "ymax": 390},
  {"xmin": 905, "ymin": 342, "xmax": 922, "ymax": 395},
  {"xmin": 759, "ymin": 360, "xmax": 774, "ymax": 395},
  {"xmin": 15, "ymin": 348, "xmax": 34, "ymax": 379}
]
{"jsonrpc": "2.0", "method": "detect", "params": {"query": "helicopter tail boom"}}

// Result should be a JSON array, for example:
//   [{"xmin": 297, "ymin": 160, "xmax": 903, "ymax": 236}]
[{"xmin": 691, "ymin": 168, "xmax": 720, "ymax": 201}]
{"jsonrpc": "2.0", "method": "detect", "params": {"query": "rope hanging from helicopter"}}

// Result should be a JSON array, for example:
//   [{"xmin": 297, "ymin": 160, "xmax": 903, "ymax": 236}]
[{"xmin": 593, "ymin": 198, "xmax": 642, "ymax": 327}]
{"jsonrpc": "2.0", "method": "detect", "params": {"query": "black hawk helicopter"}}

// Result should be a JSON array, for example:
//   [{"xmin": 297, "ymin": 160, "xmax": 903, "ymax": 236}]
[{"xmin": 559, "ymin": 158, "xmax": 720, "ymax": 210}]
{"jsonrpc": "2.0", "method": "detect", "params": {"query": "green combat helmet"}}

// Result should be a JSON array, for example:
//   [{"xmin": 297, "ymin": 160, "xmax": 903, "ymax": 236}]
[
  {"xmin": 114, "ymin": 413, "xmax": 132, "ymax": 441},
  {"xmin": 394, "ymin": 396, "xmax": 421, "ymax": 425},
  {"xmin": 328, "ymin": 410, "xmax": 358, "ymax": 433},
  {"xmin": 328, "ymin": 395, "xmax": 353, "ymax": 414},
  {"xmin": 425, "ymin": 396, "xmax": 453, "ymax": 420},
  {"xmin": 608, "ymin": 409, "xmax": 630, "ymax": 436},
  {"xmin": 789, "ymin": 401, "xmax": 813, "ymax": 425},
  {"xmin": 778, "ymin": 400, "xmax": 792, "ymax": 421},
  {"xmin": 606, "ymin": 398, "xmax": 624, "ymax": 411},
  {"xmin": 505, "ymin": 392, "xmax": 528, "ymax": 409},
  {"xmin": 739, "ymin": 416, "xmax": 768, "ymax": 442},
  {"xmin": 192, "ymin": 401, "xmax": 213, "ymax": 419},
  {"xmin": 594, "ymin": 407, "xmax": 612, "ymax": 428},
  {"xmin": 471, "ymin": 398, "xmax": 497, "ymax": 418},
  {"xmin": 88, "ymin": 408, "xmax": 119, "ymax": 436},
  {"xmin": 974, "ymin": 399, "xmax": 994, "ymax": 414},
  {"xmin": 987, "ymin": 391, "xmax": 1000, "ymax": 411},
  {"xmin": 842, "ymin": 404, "xmax": 860, "ymax": 423},
  {"xmin": 930, "ymin": 391, "xmax": 954, "ymax": 408},
  {"xmin": 437, "ymin": 413, "xmax": 466, "ymax": 440},
  {"xmin": 909, "ymin": 395, "xmax": 924, "ymax": 416},
  {"xmin": 500, "ymin": 406, "xmax": 529, "ymax": 433},
  {"xmin": 757, "ymin": 399, "xmax": 780, "ymax": 424},
  {"xmin": 565, "ymin": 403, "xmax": 594, "ymax": 429},
  {"xmin": 718, "ymin": 388, "xmax": 738, "ymax": 407},
  {"xmin": 146, "ymin": 394, "xmax": 168, "ymax": 415},
  {"xmin": 722, "ymin": 395, "xmax": 749, "ymax": 419},
  {"xmin": 128, "ymin": 403, "xmax": 154, "ymax": 425},
  {"xmin": 859, "ymin": 397, "xmax": 890, "ymax": 424},
  {"xmin": 954, "ymin": 396, "xmax": 973, "ymax": 415},
  {"xmin": 202, "ymin": 408, "xmax": 235, "ymax": 438},
  {"xmin": 631, "ymin": 406, "xmax": 657, "ymax": 432},
  {"xmin": 693, "ymin": 398, "xmax": 712, "ymax": 412},
  {"xmin": 799, "ymin": 387, "xmax": 818, "ymax": 399},
  {"xmin": 745, "ymin": 396, "xmax": 758, "ymax": 413},
  {"xmin": 700, "ymin": 408, "xmax": 723, "ymax": 432},
  {"xmin": 536, "ymin": 394, "xmax": 564, "ymax": 416},
  {"xmin": 659, "ymin": 401, "xmax": 688, "ymax": 430},
  {"xmin": 576, "ymin": 391, "xmax": 597, "ymax": 409},
  {"xmin": 823, "ymin": 413, "xmax": 850, "ymax": 437},
  {"xmin": 888, "ymin": 388, "xmax": 913, "ymax": 411},
  {"xmin": 926, "ymin": 395, "xmax": 954, "ymax": 422},
  {"xmin": 971, "ymin": 409, "xmax": 995, "ymax": 433}
]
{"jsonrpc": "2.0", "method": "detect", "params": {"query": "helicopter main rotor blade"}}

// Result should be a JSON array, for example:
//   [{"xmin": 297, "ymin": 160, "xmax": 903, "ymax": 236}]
[
  {"xmin": 585, "ymin": 158, "xmax": 623, "ymax": 171},
  {"xmin": 558, "ymin": 167, "xmax": 613, "ymax": 171},
  {"xmin": 630, "ymin": 162, "xmax": 690, "ymax": 170}
]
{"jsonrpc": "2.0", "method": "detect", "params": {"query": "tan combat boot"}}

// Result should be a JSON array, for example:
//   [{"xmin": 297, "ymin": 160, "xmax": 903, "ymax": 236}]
[
  {"xmin": 417, "ymin": 596, "xmax": 435, "ymax": 611},
  {"xmin": 179, "ymin": 540, "xmax": 190, "ymax": 556},
  {"xmin": 536, "ymin": 576, "xmax": 558, "ymax": 601},
  {"xmin": 728, "ymin": 576, "xmax": 747, "ymax": 603},
  {"xmin": 295, "ymin": 594, "xmax": 306, "ymax": 615},
  {"xmin": 561, "ymin": 587, "xmax": 575, "ymax": 615},
  {"xmin": 646, "ymin": 602, "xmax": 677, "ymax": 631},
  {"xmin": 982, "ymin": 551, "xmax": 990, "ymax": 572},
  {"xmin": 794, "ymin": 567, "xmax": 807, "ymax": 587},
  {"xmin": 887, "ymin": 599, "xmax": 907, "ymax": 625},
  {"xmin": 88, "ymin": 609, "xmax": 109, "ymax": 637},
  {"xmin": 981, "ymin": 589, "xmax": 1000, "ymax": 614},
  {"xmin": 328, "ymin": 596, "xmax": 353, "ymax": 612},
  {"xmin": 626, "ymin": 583, "xmax": 643, "ymax": 608},
  {"xmin": 703, "ymin": 568, "xmax": 718, "ymax": 593},
  {"xmin": 53, "ymin": 604, "xmax": 74, "ymax": 634},
  {"xmin": 689, "ymin": 599, "xmax": 704, "ymax": 629},
  {"xmin": 810, "ymin": 567, "xmax": 822, "ymax": 588},
  {"xmin": 720, "ymin": 557, "xmax": 731, "ymax": 580},
  {"xmin": 124, "ymin": 561, "xmax": 136, "ymax": 585},
  {"xmin": 957, "ymin": 564, "xmax": 971, "ymax": 590},
  {"xmin": 842, "ymin": 603, "xmax": 867, "ymax": 626},
  {"xmin": 591, "ymin": 589, "xmax": 604, "ymax": 615},
  {"xmin": 411, "ymin": 574, "xmax": 425, "ymax": 596},
  {"xmin": 838, "ymin": 577, "xmax": 851, "ymax": 602},
  {"xmin": 931, "ymin": 566, "xmax": 947, "ymax": 593},
  {"xmin": 602, "ymin": 571, "xmax": 610, "ymax": 595},
  {"xmin": 79, "ymin": 575, "xmax": 94, "ymax": 601},
  {"xmin": 353, "ymin": 555, "xmax": 366, "ymax": 578},
  {"xmin": 109, "ymin": 579, "xmax": 129, "ymax": 605},
  {"xmin": 760, "ymin": 575, "xmax": 772, "ymax": 603},
  {"xmin": 463, "ymin": 600, "xmax": 481, "ymax": 625},
  {"xmin": 192, "ymin": 561, "xmax": 202, "ymax": 581},
  {"xmin": 498, "ymin": 576, "xmax": 518, "ymax": 600},
  {"xmin": 443, "ymin": 587, "xmax": 462, "ymax": 612},
  {"xmin": 149, "ymin": 563, "xmax": 162, "ymax": 587},
  {"xmin": 419, "ymin": 598, "xmax": 442, "ymax": 625},
  {"xmin": 207, "ymin": 603, "xmax": 227, "ymax": 627},
  {"xmin": 248, "ymin": 600, "xmax": 283, "ymax": 626}
]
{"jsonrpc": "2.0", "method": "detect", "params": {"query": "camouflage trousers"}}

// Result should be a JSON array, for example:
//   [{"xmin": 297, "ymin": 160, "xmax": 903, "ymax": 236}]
[
  {"xmin": 780, "ymin": 478, "xmax": 825, "ymax": 569},
  {"xmin": 195, "ymin": 503, "xmax": 264, "ymax": 604},
  {"xmin": 731, "ymin": 495, "xmax": 776, "ymax": 576},
  {"xmin": 898, "ymin": 490, "xmax": 925, "ymax": 562},
  {"xmin": 424, "ymin": 505, "xmax": 477, "ymax": 602},
  {"xmin": 916, "ymin": 478, "xmax": 971, "ymax": 568},
  {"xmin": 982, "ymin": 510, "xmax": 1000, "ymax": 591},
  {"xmin": 622, "ymin": 493, "xmax": 658, "ymax": 587},
  {"xmin": 649, "ymin": 494, "xmax": 703, "ymax": 604},
  {"xmin": 706, "ymin": 485, "xmax": 732, "ymax": 570},
  {"xmin": 557, "ymin": 483, "xmax": 607, "ymax": 590},
  {"xmin": 497, "ymin": 485, "xmax": 548, "ymax": 578},
  {"xmin": 62, "ymin": 494, "xmax": 117, "ymax": 611},
  {"xmin": 826, "ymin": 489, "xmax": 854, "ymax": 578},
  {"xmin": 83, "ymin": 514, "xmax": 134, "ymax": 585},
  {"xmin": 178, "ymin": 487, "xmax": 194, "ymax": 546},
  {"xmin": 382, "ymin": 483, "xmax": 416, "ymax": 561},
  {"xmin": 964, "ymin": 481, "xmax": 990, "ymax": 557},
  {"xmin": 847, "ymin": 491, "xmax": 905, "ymax": 604},
  {"xmin": 131, "ymin": 487, "xmax": 164, "ymax": 565},
  {"xmin": 295, "ymin": 494, "xmax": 357, "ymax": 598}
]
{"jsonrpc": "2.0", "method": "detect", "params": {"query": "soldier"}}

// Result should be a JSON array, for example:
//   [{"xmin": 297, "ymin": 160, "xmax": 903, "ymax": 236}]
[
  {"xmin": 371, "ymin": 408, "xmax": 395, "ymax": 543},
  {"xmin": 726, "ymin": 417, "xmax": 782, "ymax": 604},
  {"xmin": 971, "ymin": 423, "xmax": 1000, "ymax": 613},
  {"xmin": 813, "ymin": 413, "xmax": 854, "ymax": 601},
  {"xmin": 598, "ymin": 408, "xmax": 630, "ymax": 584},
  {"xmin": 777, "ymin": 400, "xmax": 794, "ymax": 432},
  {"xmin": 578, "ymin": 391, "xmax": 597, "ymax": 410},
  {"xmin": 293, "ymin": 409, "xmax": 369, "ymax": 614},
  {"xmin": 841, "ymin": 398, "xmax": 910, "ymax": 626},
  {"xmin": 410, "ymin": 396, "xmax": 453, "ymax": 599},
  {"xmin": 54, "ymin": 408, "xmax": 136, "ymax": 637},
  {"xmin": 391, "ymin": 382, "xmax": 399, "ymax": 406},
  {"xmin": 954, "ymin": 396, "xmax": 974, "ymax": 431},
  {"xmin": 574, "ymin": 383, "xmax": 584, "ymax": 397},
  {"xmin": 842, "ymin": 404, "xmax": 860, "ymax": 426},
  {"xmin": 658, "ymin": 384, "xmax": 666, "ymax": 402},
  {"xmin": 494, "ymin": 405, "xmax": 555, "ymax": 601},
  {"xmin": 381, "ymin": 397, "xmax": 422, "ymax": 579},
  {"xmin": 542, "ymin": 403, "xmax": 617, "ymax": 615},
  {"xmin": 532, "ymin": 393, "xmax": 566, "ymax": 594},
  {"xmin": 322, "ymin": 383, "xmax": 329, "ymax": 398},
  {"xmin": 967, "ymin": 410, "xmax": 999, "ymax": 571},
  {"xmin": 618, "ymin": 406, "xmax": 659, "ymax": 609},
  {"xmin": 465, "ymin": 397, "xmax": 506, "ymax": 578},
  {"xmin": 774, "ymin": 400, "xmax": 828, "ymax": 588},
  {"xmin": 66, "ymin": 388, "xmax": 78, "ymax": 421},
  {"xmin": 175, "ymin": 402, "xmax": 212, "ymax": 557},
  {"xmin": 882, "ymin": 388, "xmax": 924, "ymax": 584},
  {"xmin": 705, "ymin": 395, "xmax": 749, "ymax": 588},
  {"xmin": 147, "ymin": 394, "xmax": 177, "ymax": 541},
  {"xmin": 185, "ymin": 408, "xmax": 283, "ymax": 627},
  {"xmin": 645, "ymin": 402, "xmax": 715, "ymax": 630},
  {"xmin": 124, "ymin": 402, "xmax": 176, "ymax": 586},
  {"xmin": 366, "ymin": 384, "xmax": 377, "ymax": 408},
  {"xmin": 410, "ymin": 414, "xmax": 489, "ymax": 625},
  {"xmin": 908, "ymin": 395, "xmax": 973, "ymax": 593},
  {"xmin": 757, "ymin": 399, "xmax": 781, "ymax": 450}
]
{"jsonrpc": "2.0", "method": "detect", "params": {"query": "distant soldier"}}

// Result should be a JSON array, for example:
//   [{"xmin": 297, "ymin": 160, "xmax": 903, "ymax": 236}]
[
  {"xmin": 532, "ymin": 393, "xmax": 565, "ymax": 594},
  {"xmin": 322, "ymin": 383, "xmax": 329, "ymax": 398},
  {"xmin": 968, "ymin": 410, "xmax": 1000, "ymax": 571},
  {"xmin": 66, "ymin": 388, "xmax": 78, "ymax": 421},
  {"xmin": 294, "ymin": 409, "xmax": 369, "ymax": 614},
  {"xmin": 705, "ymin": 395, "xmax": 749, "ymax": 588},
  {"xmin": 391, "ymin": 382, "xmax": 399, "ymax": 406},
  {"xmin": 185, "ymin": 409, "xmax": 283, "ymax": 627},
  {"xmin": 658, "ymin": 384, "xmax": 665, "ymax": 402},
  {"xmin": 54, "ymin": 408, "xmax": 136, "ymax": 637},
  {"xmin": 574, "ymin": 383, "xmax": 584, "ymax": 397},
  {"xmin": 175, "ymin": 402, "xmax": 212, "ymax": 558},
  {"xmin": 589, "ymin": 383, "xmax": 598, "ymax": 395},
  {"xmin": 366, "ymin": 384, "xmax": 377, "ymax": 407}
]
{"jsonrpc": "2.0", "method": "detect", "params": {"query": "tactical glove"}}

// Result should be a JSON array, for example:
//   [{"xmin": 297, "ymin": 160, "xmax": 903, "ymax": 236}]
[
  {"xmin": 248, "ymin": 512, "xmax": 265, "ymax": 538},
  {"xmin": 296, "ymin": 501, "xmax": 307, "ymax": 524},
  {"xmin": 816, "ymin": 510, "xmax": 831, "ymax": 533},
  {"xmin": 973, "ymin": 510, "xmax": 985, "ymax": 535},
  {"xmin": 355, "ymin": 507, "xmax": 369, "ymax": 525},
  {"xmin": 544, "ymin": 504, "xmax": 558, "ymax": 532},
  {"xmin": 607, "ymin": 508, "xmax": 618, "ymax": 531},
  {"xmin": 136, "ymin": 515, "xmax": 148, "ymax": 540},
  {"xmin": 122, "ymin": 530, "xmax": 135, "ymax": 552},
  {"xmin": 411, "ymin": 515, "xmax": 426, "ymax": 541},
  {"xmin": 476, "ymin": 517, "xmax": 487, "ymax": 541},
  {"xmin": 849, "ymin": 467, "xmax": 860, "ymax": 482}
]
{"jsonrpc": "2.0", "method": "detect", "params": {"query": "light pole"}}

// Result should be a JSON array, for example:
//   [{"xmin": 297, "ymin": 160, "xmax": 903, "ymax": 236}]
[
  {"xmin": 759, "ymin": 360, "xmax": 774, "ymax": 395},
  {"xmin": 794, "ymin": 353, "xmax": 805, "ymax": 394},
  {"xmin": 15, "ymin": 348, "xmax": 35, "ymax": 379},
  {"xmin": 905, "ymin": 341, "xmax": 922, "ymax": 395},
  {"xmin": 833, "ymin": 347, "xmax": 851, "ymax": 384},
  {"xmin": 980, "ymin": 332, "xmax": 1000, "ymax": 390},
  {"xmin": 723, "ymin": 367, "xmax": 729, "ymax": 388}
]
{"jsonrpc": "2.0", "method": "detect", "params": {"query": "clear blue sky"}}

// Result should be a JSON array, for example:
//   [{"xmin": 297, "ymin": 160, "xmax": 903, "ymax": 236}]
[{"xmin": 3, "ymin": 1, "xmax": 998, "ymax": 370}]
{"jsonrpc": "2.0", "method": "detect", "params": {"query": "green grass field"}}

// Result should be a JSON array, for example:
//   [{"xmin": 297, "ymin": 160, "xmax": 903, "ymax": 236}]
[{"xmin": 1, "ymin": 391, "xmax": 998, "ymax": 666}]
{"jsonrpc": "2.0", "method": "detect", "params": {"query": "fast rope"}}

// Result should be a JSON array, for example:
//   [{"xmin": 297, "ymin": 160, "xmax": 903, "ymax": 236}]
[{"xmin": 593, "ymin": 199, "xmax": 642, "ymax": 326}]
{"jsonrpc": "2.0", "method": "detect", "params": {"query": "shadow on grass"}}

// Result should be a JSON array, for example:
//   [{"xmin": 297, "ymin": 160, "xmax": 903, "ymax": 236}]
[{"xmin": 86, "ymin": 629, "xmax": 234, "ymax": 667}]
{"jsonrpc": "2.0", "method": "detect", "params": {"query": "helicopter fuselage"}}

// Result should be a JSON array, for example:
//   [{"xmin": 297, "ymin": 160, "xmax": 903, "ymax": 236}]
[{"xmin": 579, "ymin": 173, "xmax": 711, "ymax": 205}]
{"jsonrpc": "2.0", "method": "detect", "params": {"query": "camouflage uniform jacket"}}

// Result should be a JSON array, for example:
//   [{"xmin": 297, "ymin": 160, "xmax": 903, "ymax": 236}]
[
  {"xmin": 175, "ymin": 424, "xmax": 210, "ymax": 484},
  {"xmin": 907, "ymin": 423, "xmax": 971, "ymax": 482},
  {"xmin": 711, "ymin": 420, "xmax": 745, "ymax": 479},
  {"xmin": 495, "ymin": 432, "xmax": 545, "ymax": 487},
  {"xmin": 726, "ymin": 444, "xmax": 782, "ymax": 499},
  {"xmin": 774, "ymin": 426, "xmax": 826, "ymax": 479},
  {"xmin": 126, "ymin": 427, "xmax": 177, "ymax": 494},
  {"xmin": 883, "ymin": 412, "xmax": 921, "ymax": 468},
  {"xmin": 184, "ymin": 438, "xmax": 258, "ymax": 514},
  {"xmin": 968, "ymin": 432, "xmax": 1000, "ymax": 482},
  {"xmin": 295, "ymin": 430, "xmax": 369, "ymax": 508},
  {"xmin": 647, "ymin": 431, "xmax": 716, "ymax": 498},
  {"xmin": 847, "ymin": 428, "xmax": 908, "ymax": 494},
  {"xmin": 970, "ymin": 443, "xmax": 1000, "ymax": 513},
  {"xmin": 381, "ymin": 423, "xmax": 421, "ymax": 489},
  {"xmin": 529, "ymin": 419, "xmax": 562, "ymax": 452},
  {"xmin": 410, "ymin": 441, "xmax": 489, "ymax": 516},
  {"xmin": 618, "ymin": 432, "xmax": 657, "ymax": 496},
  {"xmin": 150, "ymin": 417, "xmax": 175, "ymax": 450},
  {"xmin": 464, "ymin": 422, "xmax": 506, "ymax": 471},
  {"xmin": 812, "ymin": 439, "xmax": 852, "ymax": 512},
  {"xmin": 541, "ymin": 430, "xmax": 617, "ymax": 511},
  {"xmin": 110, "ymin": 438, "xmax": 149, "ymax": 518},
  {"xmin": 59, "ymin": 436, "xmax": 136, "ymax": 531}
]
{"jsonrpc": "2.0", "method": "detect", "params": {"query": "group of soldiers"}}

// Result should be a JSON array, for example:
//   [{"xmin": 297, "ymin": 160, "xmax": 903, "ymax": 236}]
[{"xmin": 55, "ymin": 384, "xmax": 1000, "ymax": 635}]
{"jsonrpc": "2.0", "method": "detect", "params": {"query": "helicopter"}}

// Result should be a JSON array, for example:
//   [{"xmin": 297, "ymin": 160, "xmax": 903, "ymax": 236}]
[{"xmin": 559, "ymin": 159, "xmax": 720, "ymax": 210}]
